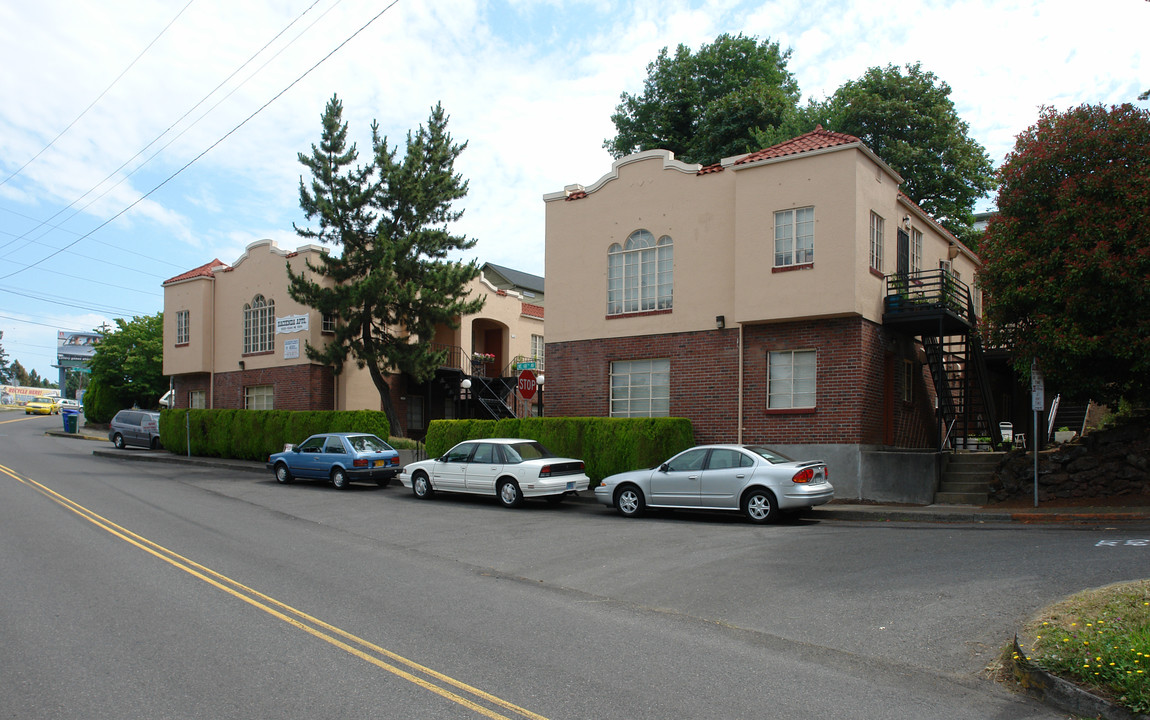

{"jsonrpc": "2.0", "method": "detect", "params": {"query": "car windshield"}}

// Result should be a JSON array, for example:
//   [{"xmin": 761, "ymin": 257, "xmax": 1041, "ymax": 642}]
[
  {"xmin": 348, "ymin": 435, "xmax": 392, "ymax": 453},
  {"xmin": 744, "ymin": 446, "xmax": 793, "ymax": 464},
  {"xmin": 502, "ymin": 441, "xmax": 554, "ymax": 463}
]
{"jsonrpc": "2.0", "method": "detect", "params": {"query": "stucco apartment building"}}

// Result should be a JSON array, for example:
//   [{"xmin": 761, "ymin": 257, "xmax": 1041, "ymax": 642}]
[
  {"xmin": 543, "ymin": 127, "xmax": 994, "ymax": 502},
  {"xmin": 162, "ymin": 239, "xmax": 546, "ymax": 438}
]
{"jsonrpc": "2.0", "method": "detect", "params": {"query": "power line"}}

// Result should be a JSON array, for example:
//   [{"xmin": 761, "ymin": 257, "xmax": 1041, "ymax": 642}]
[
  {"xmin": 0, "ymin": 1, "xmax": 196, "ymax": 190},
  {"xmin": 0, "ymin": 286, "xmax": 147, "ymax": 317},
  {"xmin": 0, "ymin": 0, "xmax": 329, "ymax": 258},
  {"xmin": 0, "ymin": 0, "xmax": 399, "ymax": 284}
]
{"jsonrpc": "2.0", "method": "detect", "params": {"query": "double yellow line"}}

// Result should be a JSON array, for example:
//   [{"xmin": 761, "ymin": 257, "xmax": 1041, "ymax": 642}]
[{"xmin": 1, "ymin": 464, "xmax": 549, "ymax": 720}]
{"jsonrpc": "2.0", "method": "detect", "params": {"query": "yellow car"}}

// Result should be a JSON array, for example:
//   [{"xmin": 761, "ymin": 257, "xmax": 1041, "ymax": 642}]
[{"xmin": 25, "ymin": 398, "xmax": 60, "ymax": 415}]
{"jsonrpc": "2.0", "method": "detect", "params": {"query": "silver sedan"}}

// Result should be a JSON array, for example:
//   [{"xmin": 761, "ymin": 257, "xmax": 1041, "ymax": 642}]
[{"xmin": 595, "ymin": 444, "xmax": 833, "ymax": 523}]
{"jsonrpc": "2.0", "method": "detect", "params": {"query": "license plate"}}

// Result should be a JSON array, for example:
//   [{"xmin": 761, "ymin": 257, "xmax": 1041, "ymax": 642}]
[
  {"xmin": 566, "ymin": 481, "xmax": 575, "ymax": 490},
  {"xmin": 373, "ymin": 460, "xmax": 384, "ymax": 467}
]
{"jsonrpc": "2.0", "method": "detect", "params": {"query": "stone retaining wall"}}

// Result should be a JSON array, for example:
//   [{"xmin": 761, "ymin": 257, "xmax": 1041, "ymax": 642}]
[{"xmin": 989, "ymin": 423, "xmax": 1150, "ymax": 503}]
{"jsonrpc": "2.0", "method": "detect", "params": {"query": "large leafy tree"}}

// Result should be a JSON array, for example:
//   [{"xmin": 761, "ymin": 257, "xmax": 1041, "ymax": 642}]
[
  {"xmin": 86, "ymin": 314, "xmax": 166, "ymax": 415},
  {"xmin": 288, "ymin": 96, "xmax": 484, "ymax": 435},
  {"xmin": 793, "ymin": 63, "xmax": 995, "ymax": 248},
  {"xmin": 605, "ymin": 33, "xmax": 800, "ymax": 165},
  {"xmin": 980, "ymin": 103, "xmax": 1150, "ymax": 406}
]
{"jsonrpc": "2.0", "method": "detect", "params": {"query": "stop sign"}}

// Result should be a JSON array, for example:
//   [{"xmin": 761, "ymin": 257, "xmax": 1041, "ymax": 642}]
[{"xmin": 517, "ymin": 369, "xmax": 537, "ymax": 400}]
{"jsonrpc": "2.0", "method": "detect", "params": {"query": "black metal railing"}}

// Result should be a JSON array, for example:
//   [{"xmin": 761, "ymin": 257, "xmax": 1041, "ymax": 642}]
[{"xmin": 884, "ymin": 268, "xmax": 973, "ymax": 318}]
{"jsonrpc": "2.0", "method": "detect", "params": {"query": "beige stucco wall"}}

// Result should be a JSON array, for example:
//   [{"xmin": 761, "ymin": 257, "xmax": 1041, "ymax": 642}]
[
  {"xmin": 164, "ymin": 239, "xmax": 546, "ymax": 411},
  {"xmin": 545, "ymin": 144, "xmax": 982, "ymax": 344}
]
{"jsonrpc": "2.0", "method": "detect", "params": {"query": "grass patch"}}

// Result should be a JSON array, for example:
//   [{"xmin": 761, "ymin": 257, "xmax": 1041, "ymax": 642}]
[{"xmin": 1015, "ymin": 579, "xmax": 1149, "ymax": 714}]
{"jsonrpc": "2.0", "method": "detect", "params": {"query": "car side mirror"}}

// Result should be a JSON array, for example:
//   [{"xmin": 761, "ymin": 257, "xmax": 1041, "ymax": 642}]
[{"xmin": 659, "ymin": 463, "xmax": 669, "ymax": 472}]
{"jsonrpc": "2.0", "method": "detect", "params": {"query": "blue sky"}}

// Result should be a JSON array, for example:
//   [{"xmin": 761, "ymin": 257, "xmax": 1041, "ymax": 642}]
[{"xmin": 1, "ymin": 0, "xmax": 1147, "ymax": 381}]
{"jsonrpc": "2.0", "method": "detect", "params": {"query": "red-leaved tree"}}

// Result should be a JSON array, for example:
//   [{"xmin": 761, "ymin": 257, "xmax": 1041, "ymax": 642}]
[{"xmin": 980, "ymin": 103, "xmax": 1150, "ymax": 406}]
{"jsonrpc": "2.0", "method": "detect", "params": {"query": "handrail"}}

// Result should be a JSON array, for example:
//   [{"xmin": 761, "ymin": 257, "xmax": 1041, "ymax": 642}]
[{"xmin": 884, "ymin": 269, "xmax": 972, "ymax": 317}]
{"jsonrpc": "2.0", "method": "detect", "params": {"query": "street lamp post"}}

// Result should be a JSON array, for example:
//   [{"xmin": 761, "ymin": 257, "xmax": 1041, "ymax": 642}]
[
  {"xmin": 459, "ymin": 377, "xmax": 472, "ymax": 419},
  {"xmin": 536, "ymin": 374, "xmax": 544, "ymax": 418}
]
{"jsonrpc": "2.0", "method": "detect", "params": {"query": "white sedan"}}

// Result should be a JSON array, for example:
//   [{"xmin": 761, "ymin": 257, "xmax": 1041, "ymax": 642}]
[{"xmin": 400, "ymin": 438, "xmax": 590, "ymax": 508}]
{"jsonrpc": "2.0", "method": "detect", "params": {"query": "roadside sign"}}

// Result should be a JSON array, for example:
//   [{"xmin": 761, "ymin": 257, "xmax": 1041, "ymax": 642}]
[
  {"xmin": 517, "ymin": 369, "xmax": 537, "ymax": 400},
  {"xmin": 1030, "ymin": 363, "xmax": 1044, "ymax": 412},
  {"xmin": 517, "ymin": 361, "xmax": 536, "ymax": 370}
]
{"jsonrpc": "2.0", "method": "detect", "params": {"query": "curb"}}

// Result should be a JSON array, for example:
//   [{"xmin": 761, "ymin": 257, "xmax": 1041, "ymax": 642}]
[
  {"xmin": 1010, "ymin": 635, "xmax": 1149, "ymax": 720},
  {"xmin": 91, "ymin": 449, "xmax": 267, "ymax": 474}
]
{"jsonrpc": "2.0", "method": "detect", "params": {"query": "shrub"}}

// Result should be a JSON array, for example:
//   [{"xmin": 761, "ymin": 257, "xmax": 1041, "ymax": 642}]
[{"xmin": 158, "ymin": 409, "xmax": 391, "ymax": 461}]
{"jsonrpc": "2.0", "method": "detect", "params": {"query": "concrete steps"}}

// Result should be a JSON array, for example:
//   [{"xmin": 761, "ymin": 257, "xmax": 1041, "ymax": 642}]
[{"xmin": 935, "ymin": 452, "xmax": 1006, "ymax": 505}]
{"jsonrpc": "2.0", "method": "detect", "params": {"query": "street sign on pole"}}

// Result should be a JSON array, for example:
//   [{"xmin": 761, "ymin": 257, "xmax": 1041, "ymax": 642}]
[
  {"xmin": 517, "ymin": 369, "xmax": 537, "ymax": 400},
  {"xmin": 1030, "ymin": 363, "xmax": 1044, "ymax": 412}
]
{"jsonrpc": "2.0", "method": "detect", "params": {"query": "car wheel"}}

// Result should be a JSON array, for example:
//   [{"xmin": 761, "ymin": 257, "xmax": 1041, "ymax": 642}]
[
  {"xmin": 274, "ymin": 462, "xmax": 293, "ymax": 484},
  {"xmin": 112, "ymin": 433, "xmax": 126, "ymax": 449},
  {"xmin": 375, "ymin": 476, "xmax": 391, "ymax": 488},
  {"xmin": 411, "ymin": 471, "xmax": 433, "ymax": 499},
  {"xmin": 149, "ymin": 436, "xmax": 159, "ymax": 450},
  {"xmin": 497, "ymin": 479, "xmax": 523, "ymax": 508},
  {"xmin": 742, "ymin": 488, "xmax": 778, "ymax": 524},
  {"xmin": 331, "ymin": 467, "xmax": 350, "ymax": 490},
  {"xmin": 615, "ymin": 485, "xmax": 645, "ymax": 518}
]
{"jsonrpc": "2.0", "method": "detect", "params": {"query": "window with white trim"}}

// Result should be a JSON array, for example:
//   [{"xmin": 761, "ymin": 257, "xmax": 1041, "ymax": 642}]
[
  {"xmin": 244, "ymin": 384, "xmax": 274, "ymax": 410},
  {"xmin": 774, "ymin": 207, "xmax": 814, "ymax": 267},
  {"xmin": 607, "ymin": 230, "xmax": 673, "ymax": 315},
  {"xmin": 243, "ymin": 295, "xmax": 275, "ymax": 354},
  {"xmin": 911, "ymin": 228, "xmax": 923, "ymax": 273},
  {"xmin": 189, "ymin": 390, "xmax": 206, "ymax": 409},
  {"xmin": 322, "ymin": 312, "xmax": 336, "ymax": 333},
  {"xmin": 176, "ymin": 310, "xmax": 190, "ymax": 345},
  {"xmin": 902, "ymin": 359, "xmax": 914, "ymax": 403},
  {"xmin": 610, "ymin": 359, "xmax": 670, "ymax": 417},
  {"xmin": 530, "ymin": 334, "xmax": 544, "ymax": 362},
  {"xmin": 768, "ymin": 350, "xmax": 816, "ymax": 409},
  {"xmin": 869, "ymin": 212, "xmax": 885, "ymax": 272}
]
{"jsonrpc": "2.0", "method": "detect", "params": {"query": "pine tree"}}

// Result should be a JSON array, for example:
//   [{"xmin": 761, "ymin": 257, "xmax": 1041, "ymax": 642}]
[{"xmin": 289, "ymin": 96, "xmax": 484, "ymax": 435}]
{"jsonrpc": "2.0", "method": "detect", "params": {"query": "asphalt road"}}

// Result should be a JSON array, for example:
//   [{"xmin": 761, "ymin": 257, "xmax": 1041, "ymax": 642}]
[{"xmin": 3, "ymin": 411, "xmax": 1146, "ymax": 719}]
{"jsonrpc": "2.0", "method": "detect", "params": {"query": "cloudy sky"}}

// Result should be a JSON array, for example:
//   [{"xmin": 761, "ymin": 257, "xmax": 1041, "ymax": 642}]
[{"xmin": 1, "ymin": 0, "xmax": 1146, "ymax": 381}]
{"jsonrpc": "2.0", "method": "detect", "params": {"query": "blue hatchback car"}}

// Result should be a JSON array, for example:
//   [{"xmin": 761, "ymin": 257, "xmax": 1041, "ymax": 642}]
[{"xmin": 267, "ymin": 433, "xmax": 400, "ymax": 490}]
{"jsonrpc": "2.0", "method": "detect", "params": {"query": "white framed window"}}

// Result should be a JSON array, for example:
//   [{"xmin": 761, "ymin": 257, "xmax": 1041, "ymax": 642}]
[
  {"xmin": 176, "ymin": 310, "xmax": 190, "ymax": 345},
  {"xmin": 911, "ymin": 228, "xmax": 923, "ymax": 273},
  {"xmin": 530, "ymin": 334, "xmax": 544, "ymax": 362},
  {"xmin": 768, "ymin": 350, "xmax": 816, "ymax": 409},
  {"xmin": 869, "ymin": 212, "xmax": 885, "ymax": 272},
  {"xmin": 610, "ymin": 359, "xmax": 670, "ymax": 417},
  {"xmin": 244, "ymin": 384, "xmax": 274, "ymax": 410},
  {"xmin": 607, "ymin": 230, "xmax": 673, "ymax": 315},
  {"xmin": 322, "ymin": 312, "xmax": 336, "ymax": 333},
  {"xmin": 189, "ymin": 390, "xmax": 206, "ymax": 409},
  {"xmin": 243, "ymin": 295, "xmax": 275, "ymax": 354},
  {"xmin": 774, "ymin": 207, "xmax": 814, "ymax": 267},
  {"xmin": 902, "ymin": 359, "xmax": 914, "ymax": 403}
]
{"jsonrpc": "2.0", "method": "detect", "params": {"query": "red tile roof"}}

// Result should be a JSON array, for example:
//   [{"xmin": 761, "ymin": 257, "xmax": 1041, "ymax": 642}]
[
  {"xmin": 521, "ymin": 302, "xmax": 544, "ymax": 318},
  {"xmin": 565, "ymin": 190, "xmax": 587, "ymax": 201},
  {"xmin": 163, "ymin": 259, "xmax": 228, "ymax": 285},
  {"xmin": 734, "ymin": 125, "xmax": 860, "ymax": 166}
]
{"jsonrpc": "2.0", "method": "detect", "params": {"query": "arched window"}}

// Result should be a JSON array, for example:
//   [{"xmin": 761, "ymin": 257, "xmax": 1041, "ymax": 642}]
[
  {"xmin": 243, "ymin": 294, "xmax": 275, "ymax": 354},
  {"xmin": 607, "ymin": 230, "xmax": 673, "ymax": 315}
]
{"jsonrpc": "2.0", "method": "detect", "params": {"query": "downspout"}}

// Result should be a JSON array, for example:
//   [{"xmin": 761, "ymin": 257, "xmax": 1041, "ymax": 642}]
[
  {"xmin": 737, "ymin": 322, "xmax": 744, "ymax": 444},
  {"xmin": 209, "ymin": 274, "xmax": 216, "ymax": 409}
]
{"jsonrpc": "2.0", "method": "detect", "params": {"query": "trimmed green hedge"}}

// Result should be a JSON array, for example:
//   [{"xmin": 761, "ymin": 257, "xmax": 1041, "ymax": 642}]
[
  {"xmin": 158, "ymin": 409, "xmax": 390, "ymax": 462},
  {"xmin": 424, "ymin": 417, "xmax": 694, "ymax": 481}
]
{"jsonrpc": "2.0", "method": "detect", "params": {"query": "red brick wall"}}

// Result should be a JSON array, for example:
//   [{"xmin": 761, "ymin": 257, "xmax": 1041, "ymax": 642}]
[
  {"xmin": 172, "ymin": 364, "xmax": 335, "ymax": 410},
  {"xmin": 547, "ymin": 317, "xmax": 936, "ymax": 448}
]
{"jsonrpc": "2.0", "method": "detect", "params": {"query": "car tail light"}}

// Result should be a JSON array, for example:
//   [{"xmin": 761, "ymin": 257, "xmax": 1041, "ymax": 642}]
[
  {"xmin": 353, "ymin": 458, "xmax": 369, "ymax": 468},
  {"xmin": 791, "ymin": 467, "xmax": 814, "ymax": 483},
  {"xmin": 539, "ymin": 465, "xmax": 552, "ymax": 477},
  {"xmin": 390, "ymin": 457, "xmax": 398, "ymax": 466}
]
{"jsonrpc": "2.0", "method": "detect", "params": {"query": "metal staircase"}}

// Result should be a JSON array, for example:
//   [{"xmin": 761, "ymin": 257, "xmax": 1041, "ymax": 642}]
[{"xmin": 884, "ymin": 268, "xmax": 1001, "ymax": 451}]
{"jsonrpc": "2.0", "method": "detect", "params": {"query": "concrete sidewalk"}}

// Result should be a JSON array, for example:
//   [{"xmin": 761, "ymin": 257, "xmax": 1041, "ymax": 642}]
[{"xmin": 55, "ymin": 428, "xmax": 1150, "ymax": 525}]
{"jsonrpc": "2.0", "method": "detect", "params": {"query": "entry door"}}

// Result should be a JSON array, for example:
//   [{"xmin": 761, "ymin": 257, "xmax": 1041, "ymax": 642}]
[
  {"xmin": 648, "ymin": 448, "xmax": 708, "ymax": 506},
  {"xmin": 897, "ymin": 228, "xmax": 910, "ymax": 277}
]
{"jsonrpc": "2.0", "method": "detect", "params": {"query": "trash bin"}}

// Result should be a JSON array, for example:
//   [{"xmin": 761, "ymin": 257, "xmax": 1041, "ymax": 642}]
[{"xmin": 62, "ymin": 409, "xmax": 78, "ymax": 433}]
